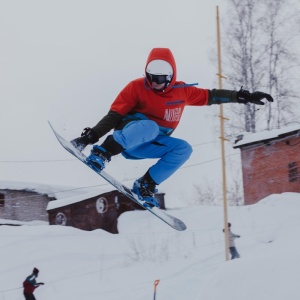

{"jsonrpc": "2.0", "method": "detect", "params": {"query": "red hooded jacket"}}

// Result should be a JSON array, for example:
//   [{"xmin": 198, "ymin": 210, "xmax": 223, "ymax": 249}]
[{"xmin": 109, "ymin": 48, "xmax": 209, "ymax": 134}]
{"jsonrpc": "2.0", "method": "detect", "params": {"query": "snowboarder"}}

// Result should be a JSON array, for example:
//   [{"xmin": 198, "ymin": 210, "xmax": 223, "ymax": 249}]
[
  {"xmin": 23, "ymin": 268, "xmax": 44, "ymax": 300},
  {"xmin": 71, "ymin": 47, "xmax": 273, "ymax": 207},
  {"xmin": 223, "ymin": 223, "xmax": 241, "ymax": 259}
]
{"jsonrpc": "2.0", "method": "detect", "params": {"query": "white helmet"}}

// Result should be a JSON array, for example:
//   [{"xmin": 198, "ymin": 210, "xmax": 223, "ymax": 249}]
[
  {"xmin": 146, "ymin": 59, "xmax": 173, "ymax": 86},
  {"xmin": 146, "ymin": 59, "xmax": 173, "ymax": 76}
]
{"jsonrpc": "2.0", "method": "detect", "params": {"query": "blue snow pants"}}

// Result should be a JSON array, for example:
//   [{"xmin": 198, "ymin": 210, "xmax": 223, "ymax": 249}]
[{"xmin": 112, "ymin": 120, "xmax": 192, "ymax": 184}]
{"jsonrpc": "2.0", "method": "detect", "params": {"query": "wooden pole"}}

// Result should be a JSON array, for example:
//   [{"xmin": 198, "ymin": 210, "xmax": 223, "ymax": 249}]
[{"xmin": 216, "ymin": 5, "xmax": 230, "ymax": 261}]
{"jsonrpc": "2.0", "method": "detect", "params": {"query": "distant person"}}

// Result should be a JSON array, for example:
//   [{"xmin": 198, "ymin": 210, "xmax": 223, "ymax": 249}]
[
  {"xmin": 23, "ymin": 268, "xmax": 44, "ymax": 300},
  {"xmin": 71, "ymin": 47, "xmax": 273, "ymax": 208},
  {"xmin": 223, "ymin": 222, "xmax": 241, "ymax": 259}
]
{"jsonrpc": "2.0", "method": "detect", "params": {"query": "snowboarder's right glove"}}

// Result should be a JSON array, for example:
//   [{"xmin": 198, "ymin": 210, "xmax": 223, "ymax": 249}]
[
  {"xmin": 71, "ymin": 127, "xmax": 99, "ymax": 151},
  {"xmin": 237, "ymin": 87, "xmax": 273, "ymax": 105}
]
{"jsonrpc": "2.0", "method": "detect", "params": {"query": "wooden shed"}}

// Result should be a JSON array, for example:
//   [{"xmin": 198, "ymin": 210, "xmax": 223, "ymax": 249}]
[
  {"xmin": 233, "ymin": 125, "xmax": 300, "ymax": 205},
  {"xmin": 47, "ymin": 187, "xmax": 166, "ymax": 234},
  {"xmin": 47, "ymin": 188, "xmax": 139, "ymax": 233}
]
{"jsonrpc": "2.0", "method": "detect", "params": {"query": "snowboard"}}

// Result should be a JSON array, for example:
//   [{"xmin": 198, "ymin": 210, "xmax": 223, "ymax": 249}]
[{"xmin": 49, "ymin": 122, "xmax": 187, "ymax": 231}]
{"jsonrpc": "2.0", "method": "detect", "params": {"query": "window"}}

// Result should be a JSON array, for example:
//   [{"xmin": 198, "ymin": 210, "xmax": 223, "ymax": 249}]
[{"xmin": 288, "ymin": 162, "xmax": 299, "ymax": 182}]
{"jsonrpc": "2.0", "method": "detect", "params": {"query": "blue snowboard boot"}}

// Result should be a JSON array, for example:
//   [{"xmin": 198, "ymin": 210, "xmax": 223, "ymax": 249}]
[
  {"xmin": 87, "ymin": 145, "xmax": 111, "ymax": 170},
  {"xmin": 132, "ymin": 175, "xmax": 159, "ymax": 207}
]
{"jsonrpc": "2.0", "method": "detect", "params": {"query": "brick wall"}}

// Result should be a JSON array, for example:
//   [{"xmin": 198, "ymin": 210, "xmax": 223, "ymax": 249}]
[{"xmin": 241, "ymin": 135, "xmax": 300, "ymax": 205}]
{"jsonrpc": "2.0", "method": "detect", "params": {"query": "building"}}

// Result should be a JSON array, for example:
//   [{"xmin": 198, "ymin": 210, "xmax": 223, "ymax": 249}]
[
  {"xmin": 0, "ymin": 180, "xmax": 166, "ymax": 233},
  {"xmin": 47, "ymin": 188, "xmax": 166, "ymax": 233},
  {"xmin": 47, "ymin": 188, "xmax": 139, "ymax": 233},
  {"xmin": 233, "ymin": 125, "xmax": 300, "ymax": 205},
  {"xmin": 0, "ymin": 181, "xmax": 57, "ymax": 222}
]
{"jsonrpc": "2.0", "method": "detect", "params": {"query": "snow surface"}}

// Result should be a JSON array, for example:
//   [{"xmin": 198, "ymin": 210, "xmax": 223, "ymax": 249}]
[
  {"xmin": 46, "ymin": 187, "xmax": 108, "ymax": 210},
  {"xmin": 1, "ymin": 193, "xmax": 300, "ymax": 300},
  {"xmin": 233, "ymin": 125, "xmax": 300, "ymax": 148}
]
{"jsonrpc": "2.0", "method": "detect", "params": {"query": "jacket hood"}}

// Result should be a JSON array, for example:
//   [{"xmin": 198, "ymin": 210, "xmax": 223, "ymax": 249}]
[{"xmin": 145, "ymin": 48, "xmax": 177, "ymax": 92}]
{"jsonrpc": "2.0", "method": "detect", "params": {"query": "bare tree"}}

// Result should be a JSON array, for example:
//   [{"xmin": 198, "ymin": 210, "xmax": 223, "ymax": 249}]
[
  {"xmin": 192, "ymin": 182, "xmax": 220, "ymax": 206},
  {"xmin": 262, "ymin": 0, "xmax": 300, "ymax": 129},
  {"xmin": 222, "ymin": 0, "xmax": 300, "ymax": 135},
  {"xmin": 227, "ymin": 177, "xmax": 243, "ymax": 206},
  {"xmin": 191, "ymin": 175, "xmax": 243, "ymax": 206}
]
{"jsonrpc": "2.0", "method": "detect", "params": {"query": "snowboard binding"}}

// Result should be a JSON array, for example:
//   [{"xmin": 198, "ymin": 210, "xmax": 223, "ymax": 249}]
[
  {"xmin": 86, "ymin": 145, "xmax": 111, "ymax": 170},
  {"xmin": 132, "ymin": 177, "xmax": 160, "ymax": 208}
]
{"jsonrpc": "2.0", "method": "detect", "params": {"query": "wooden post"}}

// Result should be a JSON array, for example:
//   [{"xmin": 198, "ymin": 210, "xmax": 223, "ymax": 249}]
[{"xmin": 216, "ymin": 5, "xmax": 230, "ymax": 261}]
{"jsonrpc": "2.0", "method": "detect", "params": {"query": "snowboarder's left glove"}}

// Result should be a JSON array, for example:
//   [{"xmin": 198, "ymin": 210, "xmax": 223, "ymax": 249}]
[
  {"xmin": 237, "ymin": 87, "xmax": 273, "ymax": 105},
  {"xmin": 71, "ymin": 127, "xmax": 99, "ymax": 151}
]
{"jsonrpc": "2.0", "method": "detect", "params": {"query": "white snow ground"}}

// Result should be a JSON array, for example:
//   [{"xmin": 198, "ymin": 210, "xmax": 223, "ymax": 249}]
[{"xmin": 1, "ymin": 192, "xmax": 300, "ymax": 300}]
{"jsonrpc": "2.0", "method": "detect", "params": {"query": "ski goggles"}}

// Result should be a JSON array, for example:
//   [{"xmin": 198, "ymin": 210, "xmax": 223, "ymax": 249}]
[{"xmin": 146, "ymin": 72, "xmax": 172, "ymax": 84}]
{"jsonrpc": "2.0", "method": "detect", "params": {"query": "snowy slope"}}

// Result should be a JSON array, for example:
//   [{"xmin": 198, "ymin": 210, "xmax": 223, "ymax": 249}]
[{"xmin": 1, "ymin": 193, "xmax": 300, "ymax": 300}]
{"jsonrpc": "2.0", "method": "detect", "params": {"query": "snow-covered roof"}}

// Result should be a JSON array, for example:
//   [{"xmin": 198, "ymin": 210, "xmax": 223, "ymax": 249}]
[
  {"xmin": 0, "ymin": 180, "xmax": 84, "ymax": 198},
  {"xmin": 0, "ymin": 180, "xmax": 113, "ymax": 209},
  {"xmin": 233, "ymin": 125, "xmax": 300, "ymax": 148},
  {"xmin": 46, "ymin": 186, "xmax": 111, "ymax": 210}
]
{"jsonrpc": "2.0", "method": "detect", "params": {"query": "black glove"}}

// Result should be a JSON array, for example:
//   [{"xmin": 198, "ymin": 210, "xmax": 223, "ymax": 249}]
[
  {"xmin": 71, "ymin": 127, "xmax": 99, "ymax": 151},
  {"xmin": 38, "ymin": 282, "xmax": 45, "ymax": 285},
  {"xmin": 237, "ymin": 235, "xmax": 241, "ymax": 238},
  {"xmin": 237, "ymin": 87, "xmax": 273, "ymax": 105}
]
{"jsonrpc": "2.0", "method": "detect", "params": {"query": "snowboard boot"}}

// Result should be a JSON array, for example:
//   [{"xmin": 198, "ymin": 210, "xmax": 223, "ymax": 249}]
[
  {"xmin": 87, "ymin": 135, "xmax": 124, "ymax": 171},
  {"xmin": 87, "ymin": 145, "xmax": 111, "ymax": 170},
  {"xmin": 132, "ymin": 172, "xmax": 159, "ymax": 207}
]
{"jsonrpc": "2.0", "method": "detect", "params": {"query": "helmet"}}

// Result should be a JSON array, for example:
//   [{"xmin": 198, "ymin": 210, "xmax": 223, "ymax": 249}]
[
  {"xmin": 146, "ymin": 59, "xmax": 173, "ymax": 85},
  {"xmin": 146, "ymin": 59, "xmax": 173, "ymax": 76}
]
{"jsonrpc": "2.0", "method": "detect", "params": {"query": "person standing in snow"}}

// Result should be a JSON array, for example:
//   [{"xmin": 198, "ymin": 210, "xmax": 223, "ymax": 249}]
[
  {"xmin": 23, "ymin": 268, "xmax": 44, "ymax": 300},
  {"xmin": 71, "ymin": 47, "xmax": 273, "ymax": 208},
  {"xmin": 223, "ymin": 223, "xmax": 241, "ymax": 259}
]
